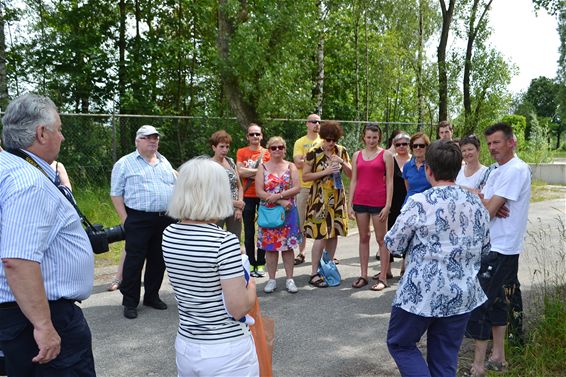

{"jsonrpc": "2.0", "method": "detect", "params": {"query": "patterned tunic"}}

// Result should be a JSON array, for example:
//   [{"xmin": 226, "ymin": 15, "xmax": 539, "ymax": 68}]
[
  {"xmin": 303, "ymin": 145, "xmax": 350, "ymax": 240},
  {"xmin": 257, "ymin": 164, "xmax": 302, "ymax": 251},
  {"xmin": 384, "ymin": 185, "xmax": 491, "ymax": 317}
]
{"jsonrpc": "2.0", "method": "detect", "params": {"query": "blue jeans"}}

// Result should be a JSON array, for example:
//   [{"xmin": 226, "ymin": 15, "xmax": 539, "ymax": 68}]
[{"xmin": 387, "ymin": 306, "xmax": 470, "ymax": 377}]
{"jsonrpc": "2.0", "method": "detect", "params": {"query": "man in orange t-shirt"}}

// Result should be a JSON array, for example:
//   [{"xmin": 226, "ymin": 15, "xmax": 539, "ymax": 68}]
[{"xmin": 237, "ymin": 123, "xmax": 271, "ymax": 277}]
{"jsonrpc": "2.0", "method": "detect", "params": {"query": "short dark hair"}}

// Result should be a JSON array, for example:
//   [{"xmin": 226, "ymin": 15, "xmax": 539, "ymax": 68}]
[
  {"xmin": 425, "ymin": 140, "xmax": 462, "ymax": 182},
  {"xmin": 484, "ymin": 122, "xmax": 513, "ymax": 139},
  {"xmin": 459, "ymin": 134, "xmax": 480, "ymax": 150},
  {"xmin": 209, "ymin": 130, "xmax": 232, "ymax": 146},
  {"xmin": 362, "ymin": 123, "xmax": 382, "ymax": 143},
  {"xmin": 437, "ymin": 120, "xmax": 453, "ymax": 131},
  {"xmin": 319, "ymin": 121, "xmax": 343, "ymax": 140}
]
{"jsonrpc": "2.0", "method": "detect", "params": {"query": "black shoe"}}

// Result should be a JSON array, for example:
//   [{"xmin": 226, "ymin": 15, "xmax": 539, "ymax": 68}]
[
  {"xmin": 143, "ymin": 298, "xmax": 167, "ymax": 310},
  {"xmin": 123, "ymin": 306, "xmax": 138, "ymax": 319}
]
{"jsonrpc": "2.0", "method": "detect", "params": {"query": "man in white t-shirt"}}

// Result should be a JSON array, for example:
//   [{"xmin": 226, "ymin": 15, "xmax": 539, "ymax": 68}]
[
  {"xmin": 466, "ymin": 122, "xmax": 531, "ymax": 376},
  {"xmin": 292, "ymin": 114, "xmax": 321, "ymax": 265}
]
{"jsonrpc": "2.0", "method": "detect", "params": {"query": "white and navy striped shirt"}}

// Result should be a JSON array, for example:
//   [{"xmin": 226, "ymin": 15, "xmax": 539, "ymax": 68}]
[
  {"xmin": 110, "ymin": 150, "xmax": 176, "ymax": 212},
  {"xmin": 0, "ymin": 150, "xmax": 94, "ymax": 303},
  {"xmin": 162, "ymin": 223, "xmax": 249, "ymax": 343}
]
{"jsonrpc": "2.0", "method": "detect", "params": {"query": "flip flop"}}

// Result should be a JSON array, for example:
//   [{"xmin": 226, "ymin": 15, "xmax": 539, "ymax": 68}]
[
  {"xmin": 351, "ymin": 276, "xmax": 368, "ymax": 288},
  {"xmin": 107, "ymin": 278, "xmax": 121, "ymax": 292},
  {"xmin": 308, "ymin": 273, "xmax": 328, "ymax": 288},
  {"xmin": 372, "ymin": 271, "xmax": 393, "ymax": 280},
  {"xmin": 485, "ymin": 360, "xmax": 507, "ymax": 372},
  {"xmin": 294, "ymin": 254, "xmax": 305, "ymax": 265},
  {"xmin": 370, "ymin": 279, "xmax": 389, "ymax": 291}
]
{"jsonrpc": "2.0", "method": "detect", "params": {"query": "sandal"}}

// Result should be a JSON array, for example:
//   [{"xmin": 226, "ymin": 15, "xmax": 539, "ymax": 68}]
[
  {"xmin": 372, "ymin": 271, "xmax": 393, "ymax": 280},
  {"xmin": 107, "ymin": 278, "xmax": 121, "ymax": 292},
  {"xmin": 333, "ymin": 258, "xmax": 340, "ymax": 265},
  {"xmin": 485, "ymin": 360, "xmax": 507, "ymax": 372},
  {"xmin": 462, "ymin": 367, "xmax": 486, "ymax": 377},
  {"xmin": 294, "ymin": 254, "xmax": 305, "ymax": 265},
  {"xmin": 352, "ymin": 276, "xmax": 368, "ymax": 288},
  {"xmin": 370, "ymin": 279, "xmax": 389, "ymax": 291},
  {"xmin": 308, "ymin": 273, "xmax": 328, "ymax": 288}
]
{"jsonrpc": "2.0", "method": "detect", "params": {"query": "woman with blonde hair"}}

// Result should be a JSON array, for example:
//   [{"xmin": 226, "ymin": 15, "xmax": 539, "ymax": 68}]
[
  {"xmin": 255, "ymin": 136, "xmax": 302, "ymax": 294},
  {"xmin": 162, "ymin": 157, "xmax": 258, "ymax": 377}
]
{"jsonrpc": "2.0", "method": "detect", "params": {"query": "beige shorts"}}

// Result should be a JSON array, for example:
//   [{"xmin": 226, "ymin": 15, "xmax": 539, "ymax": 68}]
[{"xmin": 296, "ymin": 187, "xmax": 310, "ymax": 232}]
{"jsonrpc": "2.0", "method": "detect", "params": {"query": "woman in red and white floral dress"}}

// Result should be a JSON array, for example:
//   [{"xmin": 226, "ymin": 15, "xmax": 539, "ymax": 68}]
[{"xmin": 255, "ymin": 137, "xmax": 302, "ymax": 294}]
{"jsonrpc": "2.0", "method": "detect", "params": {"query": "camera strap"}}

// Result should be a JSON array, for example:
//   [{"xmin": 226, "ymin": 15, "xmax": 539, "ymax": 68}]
[{"xmin": 6, "ymin": 148, "xmax": 98, "ymax": 231}]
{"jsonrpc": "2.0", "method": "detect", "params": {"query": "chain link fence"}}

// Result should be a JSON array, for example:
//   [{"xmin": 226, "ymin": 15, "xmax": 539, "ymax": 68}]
[{"xmin": 3, "ymin": 113, "xmax": 432, "ymax": 187}]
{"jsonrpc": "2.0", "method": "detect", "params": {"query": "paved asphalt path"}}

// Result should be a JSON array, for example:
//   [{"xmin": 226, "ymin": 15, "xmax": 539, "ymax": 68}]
[{"xmin": 82, "ymin": 197, "xmax": 565, "ymax": 377}]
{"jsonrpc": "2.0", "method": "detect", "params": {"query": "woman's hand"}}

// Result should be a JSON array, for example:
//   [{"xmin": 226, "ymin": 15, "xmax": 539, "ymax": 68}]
[
  {"xmin": 348, "ymin": 207, "xmax": 356, "ymax": 220},
  {"xmin": 266, "ymin": 193, "xmax": 281, "ymax": 203},
  {"xmin": 234, "ymin": 208, "xmax": 243, "ymax": 220},
  {"xmin": 378, "ymin": 206, "xmax": 390, "ymax": 223},
  {"xmin": 277, "ymin": 199, "xmax": 292, "ymax": 211}
]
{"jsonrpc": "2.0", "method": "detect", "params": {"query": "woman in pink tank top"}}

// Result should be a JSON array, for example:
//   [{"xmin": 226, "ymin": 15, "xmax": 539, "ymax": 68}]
[{"xmin": 348, "ymin": 124, "xmax": 394, "ymax": 291}]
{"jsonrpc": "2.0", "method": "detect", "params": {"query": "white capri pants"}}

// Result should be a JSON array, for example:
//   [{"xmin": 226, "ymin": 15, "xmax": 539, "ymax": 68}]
[{"xmin": 175, "ymin": 334, "xmax": 259, "ymax": 377}]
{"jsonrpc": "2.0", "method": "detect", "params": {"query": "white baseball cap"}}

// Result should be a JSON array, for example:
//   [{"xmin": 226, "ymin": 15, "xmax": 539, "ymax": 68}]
[{"xmin": 136, "ymin": 125, "xmax": 160, "ymax": 137}]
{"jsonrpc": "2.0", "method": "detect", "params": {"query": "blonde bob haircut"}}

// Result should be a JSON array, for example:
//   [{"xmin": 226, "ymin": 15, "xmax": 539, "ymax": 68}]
[
  {"xmin": 266, "ymin": 136, "xmax": 286, "ymax": 149},
  {"xmin": 167, "ymin": 157, "xmax": 233, "ymax": 221}
]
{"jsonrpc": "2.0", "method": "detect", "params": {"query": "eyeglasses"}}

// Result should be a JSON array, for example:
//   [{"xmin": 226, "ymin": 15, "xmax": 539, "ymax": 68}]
[
  {"xmin": 269, "ymin": 145, "xmax": 285, "ymax": 151},
  {"xmin": 248, "ymin": 133, "xmax": 261, "ymax": 137},
  {"xmin": 308, "ymin": 120, "xmax": 320, "ymax": 124},
  {"xmin": 325, "ymin": 138, "xmax": 336, "ymax": 143},
  {"xmin": 411, "ymin": 143, "xmax": 427, "ymax": 149},
  {"xmin": 395, "ymin": 142, "xmax": 409, "ymax": 147}
]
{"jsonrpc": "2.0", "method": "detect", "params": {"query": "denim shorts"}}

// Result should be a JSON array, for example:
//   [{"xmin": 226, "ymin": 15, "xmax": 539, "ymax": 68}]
[{"xmin": 353, "ymin": 204, "xmax": 384, "ymax": 214}]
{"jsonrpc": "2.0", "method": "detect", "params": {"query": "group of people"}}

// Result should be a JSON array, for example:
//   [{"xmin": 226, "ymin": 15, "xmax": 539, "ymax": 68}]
[{"xmin": 0, "ymin": 92, "xmax": 531, "ymax": 377}]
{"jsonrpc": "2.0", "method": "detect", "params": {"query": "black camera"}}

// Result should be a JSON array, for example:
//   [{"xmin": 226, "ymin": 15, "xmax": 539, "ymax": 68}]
[{"xmin": 85, "ymin": 224, "xmax": 126, "ymax": 254}]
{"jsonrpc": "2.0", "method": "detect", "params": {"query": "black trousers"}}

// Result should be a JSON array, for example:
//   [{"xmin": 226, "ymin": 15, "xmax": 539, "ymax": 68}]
[
  {"xmin": 242, "ymin": 197, "xmax": 266, "ymax": 267},
  {"xmin": 121, "ymin": 207, "xmax": 175, "ymax": 308},
  {"xmin": 0, "ymin": 299, "xmax": 95, "ymax": 377}
]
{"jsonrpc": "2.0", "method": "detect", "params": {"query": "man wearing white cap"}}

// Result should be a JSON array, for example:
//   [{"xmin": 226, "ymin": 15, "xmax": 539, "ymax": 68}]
[{"xmin": 111, "ymin": 125, "xmax": 177, "ymax": 319}]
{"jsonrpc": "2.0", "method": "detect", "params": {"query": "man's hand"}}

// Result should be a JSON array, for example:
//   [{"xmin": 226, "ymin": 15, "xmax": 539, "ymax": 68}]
[
  {"xmin": 496, "ymin": 204, "xmax": 510, "ymax": 218},
  {"xmin": 32, "ymin": 325, "xmax": 61, "ymax": 364}
]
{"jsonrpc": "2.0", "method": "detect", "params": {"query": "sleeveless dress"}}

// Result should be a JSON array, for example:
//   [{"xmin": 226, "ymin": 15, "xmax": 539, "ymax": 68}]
[
  {"xmin": 303, "ymin": 145, "xmax": 350, "ymax": 239},
  {"xmin": 257, "ymin": 164, "xmax": 302, "ymax": 252},
  {"xmin": 388, "ymin": 157, "xmax": 408, "ymax": 229}
]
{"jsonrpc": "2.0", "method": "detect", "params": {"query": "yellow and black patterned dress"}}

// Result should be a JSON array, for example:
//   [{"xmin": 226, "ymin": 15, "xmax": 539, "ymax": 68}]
[{"xmin": 304, "ymin": 145, "xmax": 350, "ymax": 239}]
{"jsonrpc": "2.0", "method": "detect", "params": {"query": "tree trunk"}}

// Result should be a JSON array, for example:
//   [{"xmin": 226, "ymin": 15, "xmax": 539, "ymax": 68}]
[
  {"xmin": 437, "ymin": 0, "xmax": 456, "ymax": 122},
  {"xmin": 354, "ymin": 3, "xmax": 360, "ymax": 121},
  {"xmin": 463, "ymin": 0, "xmax": 493, "ymax": 137},
  {"xmin": 217, "ymin": 0, "xmax": 258, "ymax": 130},
  {"xmin": 364, "ymin": 11, "xmax": 369, "ymax": 122},
  {"xmin": 417, "ymin": 0, "xmax": 425, "ymax": 130},
  {"xmin": 118, "ymin": 0, "xmax": 128, "ymax": 155},
  {"xmin": 313, "ymin": 0, "xmax": 325, "ymax": 116},
  {"xmin": 0, "ymin": 5, "xmax": 9, "ymax": 110}
]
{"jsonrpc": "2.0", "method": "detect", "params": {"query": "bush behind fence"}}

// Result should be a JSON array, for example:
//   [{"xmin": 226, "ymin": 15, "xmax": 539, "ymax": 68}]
[{"xmin": 3, "ymin": 114, "xmax": 427, "ymax": 187}]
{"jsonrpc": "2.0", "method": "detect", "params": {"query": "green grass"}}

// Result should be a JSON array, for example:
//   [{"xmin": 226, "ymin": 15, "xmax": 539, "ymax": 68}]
[{"xmin": 73, "ymin": 185, "xmax": 124, "ymax": 266}]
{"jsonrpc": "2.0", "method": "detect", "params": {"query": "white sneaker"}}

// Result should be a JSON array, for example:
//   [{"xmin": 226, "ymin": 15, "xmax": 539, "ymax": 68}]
[
  {"xmin": 286, "ymin": 279, "xmax": 298, "ymax": 293},
  {"xmin": 264, "ymin": 279, "xmax": 277, "ymax": 293}
]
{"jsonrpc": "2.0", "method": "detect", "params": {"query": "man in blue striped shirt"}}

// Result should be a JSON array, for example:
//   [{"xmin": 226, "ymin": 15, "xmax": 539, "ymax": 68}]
[
  {"xmin": 111, "ymin": 125, "xmax": 177, "ymax": 319},
  {"xmin": 0, "ymin": 93, "xmax": 95, "ymax": 375}
]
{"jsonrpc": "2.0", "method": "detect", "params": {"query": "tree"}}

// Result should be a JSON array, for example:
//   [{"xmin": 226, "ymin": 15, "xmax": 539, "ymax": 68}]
[
  {"xmin": 437, "ymin": 0, "xmax": 456, "ymax": 122},
  {"xmin": 462, "ymin": 0, "xmax": 493, "ymax": 137}
]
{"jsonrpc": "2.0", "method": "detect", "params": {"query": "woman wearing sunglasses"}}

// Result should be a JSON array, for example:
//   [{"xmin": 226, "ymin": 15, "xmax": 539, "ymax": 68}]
[
  {"xmin": 255, "ymin": 137, "xmax": 302, "ymax": 294},
  {"xmin": 303, "ymin": 121, "xmax": 352, "ymax": 288},
  {"xmin": 403, "ymin": 132, "xmax": 431, "ymax": 204},
  {"xmin": 348, "ymin": 123, "xmax": 394, "ymax": 291}
]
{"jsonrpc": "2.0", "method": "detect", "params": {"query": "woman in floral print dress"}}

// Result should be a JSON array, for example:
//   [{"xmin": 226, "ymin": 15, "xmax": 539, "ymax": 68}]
[{"xmin": 256, "ymin": 137, "xmax": 302, "ymax": 294}]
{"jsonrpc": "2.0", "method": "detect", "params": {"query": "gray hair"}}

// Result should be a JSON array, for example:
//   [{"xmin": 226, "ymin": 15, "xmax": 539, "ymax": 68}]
[
  {"xmin": 167, "ymin": 156, "xmax": 234, "ymax": 221},
  {"xmin": 2, "ymin": 93, "xmax": 58, "ymax": 149}
]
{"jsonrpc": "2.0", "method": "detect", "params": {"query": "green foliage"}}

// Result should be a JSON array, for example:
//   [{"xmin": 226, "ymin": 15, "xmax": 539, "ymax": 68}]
[
  {"xmin": 518, "ymin": 112, "xmax": 551, "ymax": 163},
  {"xmin": 501, "ymin": 114, "xmax": 527, "ymax": 150}
]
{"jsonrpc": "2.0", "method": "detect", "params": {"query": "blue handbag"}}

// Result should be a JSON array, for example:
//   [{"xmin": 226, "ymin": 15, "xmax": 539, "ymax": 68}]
[
  {"xmin": 318, "ymin": 250, "xmax": 341, "ymax": 286},
  {"xmin": 257, "ymin": 205, "xmax": 286, "ymax": 228}
]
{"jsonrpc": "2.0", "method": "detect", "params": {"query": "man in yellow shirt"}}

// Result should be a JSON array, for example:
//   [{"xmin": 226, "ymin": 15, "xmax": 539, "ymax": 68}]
[{"xmin": 292, "ymin": 114, "xmax": 321, "ymax": 264}]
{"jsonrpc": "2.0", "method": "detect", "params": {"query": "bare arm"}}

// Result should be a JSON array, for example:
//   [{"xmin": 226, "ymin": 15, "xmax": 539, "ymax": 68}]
[
  {"xmin": 283, "ymin": 163, "xmax": 301, "ymax": 198},
  {"xmin": 293, "ymin": 154, "xmax": 304, "ymax": 170},
  {"xmin": 254, "ymin": 164, "xmax": 268, "ymax": 201},
  {"xmin": 111, "ymin": 196, "xmax": 128, "ymax": 225},
  {"xmin": 237, "ymin": 161, "xmax": 258, "ymax": 178},
  {"xmin": 348, "ymin": 151, "xmax": 359, "ymax": 218},
  {"xmin": 221, "ymin": 276, "xmax": 256, "ymax": 320},
  {"xmin": 233, "ymin": 170, "xmax": 245, "ymax": 220},
  {"xmin": 379, "ymin": 150, "xmax": 394, "ymax": 222},
  {"xmin": 56, "ymin": 162, "xmax": 72, "ymax": 191},
  {"xmin": 482, "ymin": 194, "xmax": 508, "ymax": 220},
  {"xmin": 302, "ymin": 159, "xmax": 335, "ymax": 182},
  {"xmin": 2, "ymin": 258, "xmax": 61, "ymax": 364}
]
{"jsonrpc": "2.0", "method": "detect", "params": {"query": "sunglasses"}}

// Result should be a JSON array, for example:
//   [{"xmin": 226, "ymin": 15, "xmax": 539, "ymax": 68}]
[
  {"xmin": 308, "ymin": 120, "xmax": 321, "ymax": 124},
  {"xmin": 395, "ymin": 142, "xmax": 409, "ymax": 147},
  {"xmin": 248, "ymin": 133, "xmax": 261, "ymax": 137},
  {"xmin": 411, "ymin": 143, "xmax": 427, "ymax": 149},
  {"xmin": 269, "ymin": 145, "xmax": 285, "ymax": 151},
  {"xmin": 325, "ymin": 138, "xmax": 336, "ymax": 143}
]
